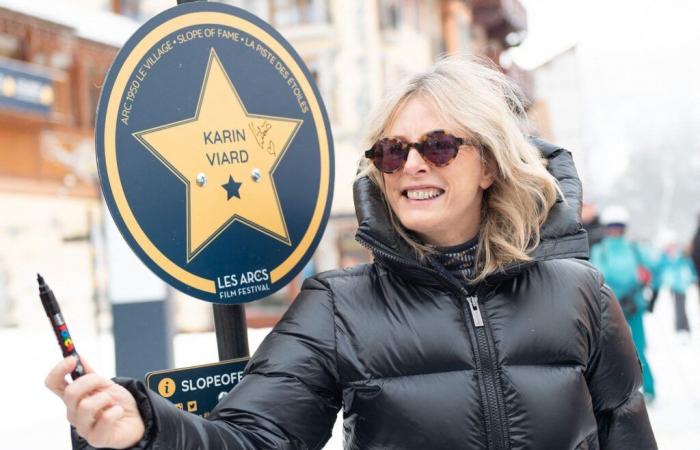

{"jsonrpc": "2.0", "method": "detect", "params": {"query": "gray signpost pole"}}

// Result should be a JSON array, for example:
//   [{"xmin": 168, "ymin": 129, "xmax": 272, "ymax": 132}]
[
  {"xmin": 213, "ymin": 304, "xmax": 250, "ymax": 360},
  {"xmin": 175, "ymin": 0, "xmax": 250, "ymax": 362}
]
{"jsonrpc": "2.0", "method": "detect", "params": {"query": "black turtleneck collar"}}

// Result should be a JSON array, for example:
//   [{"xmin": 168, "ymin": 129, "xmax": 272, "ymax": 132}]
[
  {"xmin": 433, "ymin": 235, "xmax": 479, "ymax": 254},
  {"xmin": 431, "ymin": 236, "xmax": 479, "ymax": 284}
]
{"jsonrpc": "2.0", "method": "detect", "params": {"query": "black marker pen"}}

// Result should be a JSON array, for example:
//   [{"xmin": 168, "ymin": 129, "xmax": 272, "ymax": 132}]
[{"xmin": 38, "ymin": 274, "xmax": 85, "ymax": 380}]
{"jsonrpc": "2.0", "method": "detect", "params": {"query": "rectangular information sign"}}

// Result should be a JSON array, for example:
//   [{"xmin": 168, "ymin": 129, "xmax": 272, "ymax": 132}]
[
  {"xmin": 145, "ymin": 357, "xmax": 249, "ymax": 418},
  {"xmin": 0, "ymin": 59, "xmax": 56, "ymax": 115}
]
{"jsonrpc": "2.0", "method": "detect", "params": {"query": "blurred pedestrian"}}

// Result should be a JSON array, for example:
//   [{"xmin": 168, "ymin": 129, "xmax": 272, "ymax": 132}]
[
  {"xmin": 692, "ymin": 214, "xmax": 700, "ymax": 292},
  {"xmin": 659, "ymin": 242, "xmax": 697, "ymax": 335},
  {"xmin": 641, "ymin": 243, "xmax": 664, "ymax": 313},
  {"xmin": 591, "ymin": 205, "xmax": 655, "ymax": 402},
  {"xmin": 0, "ymin": 266, "xmax": 14, "ymax": 327},
  {"xmin": 582, "ymin": 200, "xmax": 605, "ymax": 251}
]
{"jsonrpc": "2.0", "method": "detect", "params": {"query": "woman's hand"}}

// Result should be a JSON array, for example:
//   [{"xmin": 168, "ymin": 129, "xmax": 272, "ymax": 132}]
[{"xmin": 45, "ymin": 356, "xmax": 145, "ymax": 449}]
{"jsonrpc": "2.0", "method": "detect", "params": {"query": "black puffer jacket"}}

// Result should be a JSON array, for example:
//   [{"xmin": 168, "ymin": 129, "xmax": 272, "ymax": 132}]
[{"xmin": 79, "ymin": 140, "xmax": 656, "ymax": 450}]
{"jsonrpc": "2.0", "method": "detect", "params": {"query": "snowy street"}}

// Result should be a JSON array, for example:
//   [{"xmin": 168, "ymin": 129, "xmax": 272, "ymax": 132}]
[{"xmin": 2, "ymin": 287, "xmax": 698, "ymax": 449}]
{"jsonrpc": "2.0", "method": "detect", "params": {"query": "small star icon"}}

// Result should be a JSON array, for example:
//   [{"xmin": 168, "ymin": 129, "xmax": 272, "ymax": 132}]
[{"xmin": 222, "ymin": 175, "xmax": 242, "ymax": 200}]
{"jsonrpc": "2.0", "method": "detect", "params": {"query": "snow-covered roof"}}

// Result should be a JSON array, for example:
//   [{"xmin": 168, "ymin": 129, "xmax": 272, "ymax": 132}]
[{"xmin": 0, "ymin": 0, "xmax": 140, "ymax": 48}]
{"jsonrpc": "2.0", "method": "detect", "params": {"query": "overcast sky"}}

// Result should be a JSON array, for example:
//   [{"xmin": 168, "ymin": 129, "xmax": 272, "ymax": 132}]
[
  {"xmin": 512, "ymin": 0, "xmax": 700, "ymax": 70},
  {"xmin": 513, "ymin": 0, "xmax": 700, "ymax": 125},
  {"xmin": 511, "ymin": 0, "xmax": 700, "ymax": 239}
]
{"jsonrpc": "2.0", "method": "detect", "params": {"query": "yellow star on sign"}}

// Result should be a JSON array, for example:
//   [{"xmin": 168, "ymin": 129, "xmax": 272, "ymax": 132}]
[{"xmin": 133, "ymin": 48, "xmax": 302, "ymax": 262}]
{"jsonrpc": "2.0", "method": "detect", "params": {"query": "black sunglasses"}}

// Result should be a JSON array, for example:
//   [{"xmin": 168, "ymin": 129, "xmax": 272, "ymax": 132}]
[{"xmin": 365, "ymin": 130, "xmax": 476, "ymax": 174}]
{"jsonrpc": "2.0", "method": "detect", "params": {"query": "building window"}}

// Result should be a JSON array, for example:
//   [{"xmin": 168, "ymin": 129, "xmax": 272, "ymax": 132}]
[
  {"xmin": 119, "ymin": 0, "xmax": 142, "ymax": 19},
  {"xmin": 271, "ymin": 0, "xmax": 329, "ymax": 27},
  {"xmin": 379, "ymin": 0, "xmax": 424, "ymax": 32},
  {"xmin": 0, "ymin": 34, "xmax": 22, "ymax": 59},
  {"xmin": 379, "ymin": 0, "xmax": 401, "ymax": 31}
]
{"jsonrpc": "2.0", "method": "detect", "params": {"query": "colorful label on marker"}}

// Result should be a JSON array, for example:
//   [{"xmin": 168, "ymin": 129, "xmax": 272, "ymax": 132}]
[{"xmin": 52, "ymin": 314, "xmax": 75, "ymax": 353}]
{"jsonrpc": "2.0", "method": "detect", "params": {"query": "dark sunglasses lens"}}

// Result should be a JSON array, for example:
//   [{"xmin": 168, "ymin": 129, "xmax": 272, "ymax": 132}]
[
  {"xmin": 373, "ymin": 140, "xmax": 405, "ymax": 172},
  {"xmin": 423, "ymin": 132, "xmax": 458, "ymax": 166}
]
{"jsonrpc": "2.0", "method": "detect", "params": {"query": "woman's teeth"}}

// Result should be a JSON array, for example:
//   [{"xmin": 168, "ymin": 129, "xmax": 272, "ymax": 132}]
[{"xmin": 405, "ymin": 189, "xmax": 443, "ymax": 200}]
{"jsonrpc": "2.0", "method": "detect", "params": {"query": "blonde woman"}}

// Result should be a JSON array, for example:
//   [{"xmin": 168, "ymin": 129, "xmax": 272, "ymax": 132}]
[{"xmin": 47, "ymin": 56, "xmax": 656, "ymax": 450}]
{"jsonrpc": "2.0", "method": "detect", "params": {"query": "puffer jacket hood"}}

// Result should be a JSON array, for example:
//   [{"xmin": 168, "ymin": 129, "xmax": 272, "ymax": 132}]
[{"xmin": 354, "ymin": 137, "xmax": 589, "ymax": 282}]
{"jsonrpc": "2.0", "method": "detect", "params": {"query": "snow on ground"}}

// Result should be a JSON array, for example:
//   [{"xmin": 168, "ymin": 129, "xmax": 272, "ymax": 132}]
[
  {"xmin": 645, "ymin": 286, "xmax": 700, "ymax": 449},
  {"xmin": 2, "ymin": 287, "xmax": 698, "ymax": 449}
]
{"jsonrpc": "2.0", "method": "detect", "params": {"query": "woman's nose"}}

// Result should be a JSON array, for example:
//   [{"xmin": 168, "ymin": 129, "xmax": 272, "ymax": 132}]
[{"xmin": 403, "ymin": 147, "xmax": 428, "ymax": 174}]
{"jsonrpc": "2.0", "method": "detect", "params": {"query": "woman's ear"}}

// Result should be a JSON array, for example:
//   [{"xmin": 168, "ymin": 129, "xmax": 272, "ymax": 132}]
[{"xmin": 479, "ymin": 156, "xmax": 496, "ymax": 190}]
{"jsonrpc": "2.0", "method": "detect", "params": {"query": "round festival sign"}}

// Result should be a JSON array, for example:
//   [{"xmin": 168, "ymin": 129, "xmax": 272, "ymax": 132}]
[{"xmin": 96, "ymin": 2, "xmax": 334, "ymax": 304}]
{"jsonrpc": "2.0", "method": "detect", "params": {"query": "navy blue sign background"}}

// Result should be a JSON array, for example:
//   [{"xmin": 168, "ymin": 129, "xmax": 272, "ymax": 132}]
[
  {"xmin": 96, "ymin": 2, "xmax": 334, "ymax": 303},
  {"xmin": 116, "ymin": 26, "xmax": 321, "ymax": 276}
]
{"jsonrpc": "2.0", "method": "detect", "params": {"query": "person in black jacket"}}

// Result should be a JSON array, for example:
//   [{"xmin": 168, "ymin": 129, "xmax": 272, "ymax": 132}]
[
  {"xmin": 692, "ymin": 215, "xmax": 700, "ymax": 291},
  {"xmin": 46, "ymin": 56, "xmax": 656, "ymax": 450},
  {"xmin": 581, "ymin": 201, "xmax": 605, "ymax": 251}
]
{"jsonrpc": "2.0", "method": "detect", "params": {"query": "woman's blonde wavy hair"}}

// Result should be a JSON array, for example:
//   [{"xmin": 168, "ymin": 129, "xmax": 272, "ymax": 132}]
[{"xmin": 358, "ymin": 55, "xmax": 560, "ymax": 283}]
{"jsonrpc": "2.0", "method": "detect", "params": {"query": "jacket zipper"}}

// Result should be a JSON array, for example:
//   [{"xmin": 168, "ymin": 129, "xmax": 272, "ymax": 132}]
[
  {"xmin": 356, "ymin": 232, "xmax": 509, "ymax": 449},
  {"xmin": 466, "ymin": 296, "xmax": 484, "ymax": 327},
  {"xmin": 463, "ymin": 291, "xmax": 508, "ymax": 450}
]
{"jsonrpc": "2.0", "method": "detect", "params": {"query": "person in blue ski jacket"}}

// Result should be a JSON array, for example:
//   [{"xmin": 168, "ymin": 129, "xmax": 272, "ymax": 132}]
[{"xmin": 590, "ymin": 205, "xmax": 655, "ymax": 402}]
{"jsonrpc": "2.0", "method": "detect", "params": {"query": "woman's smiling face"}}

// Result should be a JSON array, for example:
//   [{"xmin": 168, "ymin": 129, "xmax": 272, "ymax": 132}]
[{"xmin": 382, "ymin": 96, "xmax": 494, "ymax": 246}]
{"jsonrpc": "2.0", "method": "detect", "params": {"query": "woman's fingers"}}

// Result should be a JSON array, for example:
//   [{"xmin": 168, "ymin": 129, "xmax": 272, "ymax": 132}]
[
  {"xmin": 99, "ymin": 403, "xmax": 125, "ymax": 425},
  {"xmin": 63, "ymin": 373, "xmax": 115, "ymax": 420},
  {"xmin": 74, "ymin": 391, "xmax": 115, "ymax": 434},
  {"xmin": 45, "ymin": 356, "xmax": 77, "ymax": 397},
  {"xmin": 45, "ymin": 356, "xmax": 144, "ymax": 449},
  {"xmin": 88, "ymin": 404, "xmax": 125, "ymax": 447},
  {"xmin": 78, "ymin": 355, "xmax": 95, "ymax": 374},
  {"xmin": 45, "ymin": 355, "xmax": 96, "ymax": 398}
]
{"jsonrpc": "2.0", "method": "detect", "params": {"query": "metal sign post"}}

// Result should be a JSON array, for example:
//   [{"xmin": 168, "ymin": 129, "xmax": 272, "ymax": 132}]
[
  {"xmin": 94, "ymin": 0, "xmax": 334, "ymax": 376},
  {"xmin": 212, "ymin": 303, "xmax": 248, "ymax": 360}
]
